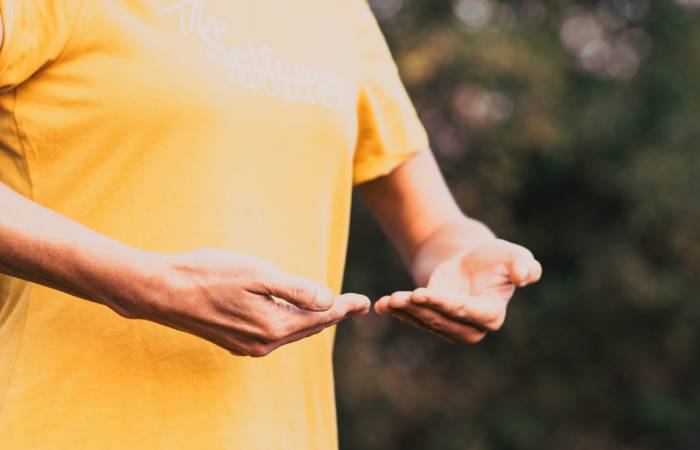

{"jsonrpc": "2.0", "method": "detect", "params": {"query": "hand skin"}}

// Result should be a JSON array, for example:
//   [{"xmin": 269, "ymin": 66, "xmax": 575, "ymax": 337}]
[
  {"xmin": 358, "ymin": 150, "xmax": 542, "ymax": 344},
  {"xmin": 375, "ymin": 238, "xmax": 541, "ymax": 344},
  {"xmin": 0, "ymin": 182, "xmax": 369, "ymax": 357}
]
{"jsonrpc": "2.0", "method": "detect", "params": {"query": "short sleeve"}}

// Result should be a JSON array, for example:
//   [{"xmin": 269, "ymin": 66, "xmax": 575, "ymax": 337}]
[
  {"xmin": 350, "ymin": 1, "xmax": 429, "ymax": 185},
  {"xmin": 0, "ymin": 0, "xmax": 82, "ymax": 91}
]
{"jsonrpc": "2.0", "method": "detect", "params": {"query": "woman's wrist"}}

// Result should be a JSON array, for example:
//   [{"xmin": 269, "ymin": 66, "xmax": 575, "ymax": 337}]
[
  {"xmin": 409, "ymin": 217, "xmax": 496, "ymax": 286},
  {"xmin": 80, "ymin": 244, "xmax": 171, "ymax": 319}
]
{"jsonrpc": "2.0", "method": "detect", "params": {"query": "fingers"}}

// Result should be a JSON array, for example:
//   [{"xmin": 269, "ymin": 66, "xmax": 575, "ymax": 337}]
[
  {"xmin": 504, "ymin": 242, "xmax": 542, "ymax": 287},
  {"xmin": 263, "ymin": 312, "xmax": 351, "ymax": 353},
  {"xmin": 375, "ymin": 291, "xmax": 487, "ymax": 343},
  {"xmin": 374, "ymin": 292, "xmax": 438, "ymax": 334},
  {"xmin": 374, "ymin": 290, "xmax": 411, "ymax": 314},
  {"xmin": 390, "ymin": 310, "xmax": 458, "ymax": 344},
  {"xmin": 412, "ymin": 288, "xmax": 505, "ymax": 331},
  {"xmin": 377, "ymin": 289, "xmax": 504, "ymax": 332},
  {"xmin": 243, "ymin": 293, "xmax": 370, "ymax": 357},
  {"xmin": 288, "ymin": 293, "xmax": 371, "ymax": 331},
  {"xmin": 397, "ymin": 304, "xmax": 487, "ymax": 344},
  {"xmin": 253, "ymin": 266, "xmax": 337, "ymax": 311},
  {"xmin": 258, "ymin": 293, "xmax": 369, "ymax": 344}
]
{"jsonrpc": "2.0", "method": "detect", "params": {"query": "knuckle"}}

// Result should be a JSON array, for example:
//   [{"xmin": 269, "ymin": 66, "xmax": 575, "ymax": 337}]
[
  {"xmin": 464, "ymin": 331, "xmax": 487, "ymax": 344},
  {"xmin": 454, "ymin": 303, "xmax": 469, "ymax": 319},
  {"xmin": 246, "ymin": 343, "xmax": 272, "ymax": 358},
  {"xmin": 425, "ymin": 316, "xmax": 443, "ymax": 330},
  {"xmin": 259, "ymin": 320, "xmax": 288, "ymax": 342},
  {"xmin": 292, "ymin": 284, "xmax": 314, "ymax": 304},
  {"xmin": 244, "ymin": 264, "xmax": 266, "ymax": 282},
  {"xmin": 246, "ymin": 259, "xmax": 277, "ymax": 281},
  {"xmin": 113, "ymin": 306, "xmax": 138, "ymax": 320},
  {"xmin": 226, "ymin": 345, "xmax": 244, "ymax": 356},
  {"xmin": 267, "ymin": 322, "xmax": 289, "ymax": 341},
  {"xmin": 389, "ymin": 292, "xmax": 410, "ymax": 308}
]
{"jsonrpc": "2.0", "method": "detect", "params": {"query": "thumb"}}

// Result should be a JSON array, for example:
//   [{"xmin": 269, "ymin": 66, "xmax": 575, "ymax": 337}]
[
  {"xmin": 332, "ymin": 292, "xmax": 371, "ymax": 316},
  {"xmin": 255, "ymin": 268, "xmax": 336, "ymax": 311}
]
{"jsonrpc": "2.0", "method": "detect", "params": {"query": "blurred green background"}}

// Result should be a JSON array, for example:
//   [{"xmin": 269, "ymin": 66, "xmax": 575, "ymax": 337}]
[{"xmin": 335, "ymin": 1, "xmax": 700, "ymax": 449}]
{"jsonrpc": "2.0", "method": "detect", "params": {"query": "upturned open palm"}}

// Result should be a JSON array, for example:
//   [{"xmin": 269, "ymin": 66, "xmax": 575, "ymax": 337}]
[{"xmin": 375, "ymin": 239, "xmax": 542, "ymax": 343}]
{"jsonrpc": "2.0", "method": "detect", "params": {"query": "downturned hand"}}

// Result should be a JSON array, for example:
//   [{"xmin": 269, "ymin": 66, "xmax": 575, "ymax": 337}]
[{"xmin": 111, "ymin": 247, "xmax": 370, "ymax": 357}]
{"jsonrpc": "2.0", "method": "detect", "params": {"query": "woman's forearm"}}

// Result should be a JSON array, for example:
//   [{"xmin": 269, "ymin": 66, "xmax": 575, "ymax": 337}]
[
  {"xmin": 0, "ymin": 182, "xmax": 154, "ymax": 309},
  {"xmin": 408, "ymin": 216, "xmax": 496, "ymax": 286},
  {"xmin": 0, "ymin": 182, "xmax": 370, "ymax": 356}
]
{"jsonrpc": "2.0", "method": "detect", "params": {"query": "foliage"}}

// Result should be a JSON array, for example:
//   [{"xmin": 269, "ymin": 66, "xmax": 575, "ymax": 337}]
[{"xmin": 336, "ymin": 1, "xmax": 700, "ymax": 449}]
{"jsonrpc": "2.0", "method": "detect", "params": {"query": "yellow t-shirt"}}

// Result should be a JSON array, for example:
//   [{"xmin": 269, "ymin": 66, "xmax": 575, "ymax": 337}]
[{"xmin": 0, "ymin": 0, "xmax": 428, "ymax": 448}]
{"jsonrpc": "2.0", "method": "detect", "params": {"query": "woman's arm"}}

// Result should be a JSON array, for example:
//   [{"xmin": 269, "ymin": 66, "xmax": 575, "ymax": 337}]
[
  {"xmin": 356, "ymin": 150, "xmax": 495, "ymax": 285},
  {"xmin": 358, "ymin": 150, "xmax": 541, "ymax": 343},
  {"xmin": 0, "ymin": 182, "xmax": 149, "ymax": 305},
  {"xmin": 0, "ymin": 182, "xmax": 369, "ymax": 356}
]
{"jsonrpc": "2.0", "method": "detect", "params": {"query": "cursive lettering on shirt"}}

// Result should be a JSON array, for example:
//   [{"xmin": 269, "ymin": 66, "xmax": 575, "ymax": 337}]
[{"xmin": 158, "ymin": 0, "xmax": 353, "ymax": 112}]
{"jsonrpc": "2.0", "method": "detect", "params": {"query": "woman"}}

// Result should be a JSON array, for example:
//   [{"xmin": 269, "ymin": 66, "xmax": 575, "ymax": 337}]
[{"xmin": 0, "ymin": 1, "xmax": 542, "ymax": 449}]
